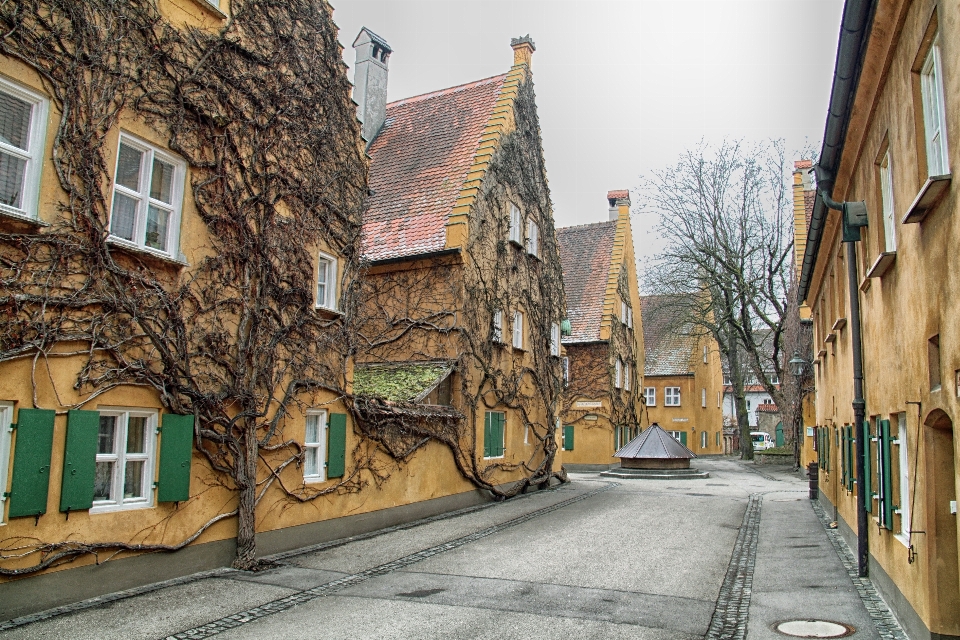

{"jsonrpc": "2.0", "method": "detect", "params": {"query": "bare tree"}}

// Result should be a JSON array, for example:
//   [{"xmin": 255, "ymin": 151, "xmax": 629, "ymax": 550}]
[{"xmin": 640, "ymin": 140, "xmax": 795, "ymax": 460}]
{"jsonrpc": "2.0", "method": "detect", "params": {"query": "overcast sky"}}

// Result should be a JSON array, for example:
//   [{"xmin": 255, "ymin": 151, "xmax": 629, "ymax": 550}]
[{"xmin": 331, "ymin": 0, "xmax": 844, "ymax": 261}]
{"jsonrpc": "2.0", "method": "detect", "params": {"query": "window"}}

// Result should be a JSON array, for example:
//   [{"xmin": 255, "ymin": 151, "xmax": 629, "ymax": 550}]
[
  {"xmin": 0, "ymin": 403, "xmax": 12, "ymax": 522},
  {"xmin": 703, "ymin": 345, "xmax": 708, "ymax": 364},
  {"xmin": 492, "ymin": 310, "xmax": 504, "ymax": 343},
  {"xmin": 624, "ymin": 362, "xmax": 631, "ymax": 391},
  {"xmin": 561, "ymin": 356, "xmax": 569, "ymax": 387},
  {"xmin": 928, "ymin": 334, "xmax": 941, "ymax": 390},
  {"xmin": 665, "ymin": 387, "xmax": 680, "ymax": 406},
  {"xmin": 620, "ymin": 300, "xmax": 627, "ymax": 324},
  {"xmin": 615, "ymin": 358, "xmax": 622, "ymax": 389},
  {"xmin": 304, "ymin": 410, "xmax": 328, "ymax": 482},
  {"xmin": 701, "ymin": 388, "xmax": 706, "ymax": 408},
  {"xmin": 109, "ymin": 134, "xmax": 184, "ymax": 256},
  {"xmin": 93, "ymin": 409, "xmax": 157, "ymax": 512},
  {"xmin": 668, "ymin": 430, "xmax": 683, "ymax": 443},
  {"xmin": 895, "ymin": 413, "xmax": 910, "ymax": 540},
  {"xmin": 717, "ymin": 391, "xmax": 721, "ymax": 408},
  {"xmin": 526, "ymin": 218, "xmax": 539, "ymax": 257},
  {"xmin": 316, "ymin": 252, "xmax": 338, "ymax": 310},
  {"xmin": 483, "ymin": 411, "xmax": 505, "ymax": 458},
  {"xmin": 550, "ymin": 322, "xmax": 560, "ymax": 357},
  {"xmin": 921, "ymin": 34, "xmax": 949, "ymax": 176},
  {"xmin": 879, "ymin": 151, "xmax": 896, "ymax": 252},
  {"xmin": 701, "ymin": 430, "xmax": 707, "ymax": 450},
  {"xmin": 512, "ymin": 311, "xmax": 523, "ymax": 349},
  {"xmin": 627, "ymin": 306, "xmax": 633, "ymax": 328},
  {"xmin": 508, "ymin": 203, "xmax": 522, "ymax": 244},
  {"xmin": 0, "ymin": 78, "xmax": 48, "ymax": 220},
  {"xmin": 644, "ymin": 386, "xmax": 656, "ymax": 406}
]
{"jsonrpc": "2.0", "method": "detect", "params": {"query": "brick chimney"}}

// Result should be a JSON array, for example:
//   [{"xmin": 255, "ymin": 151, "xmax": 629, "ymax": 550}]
[
  {"xmin": 510, "ymin": 35, "xmax": 535, "ymax": 68},
  {"xmin": 607, "ymin": 190, "xmax": 631, "ymax": 221},
  {"xmin": 352, "ymin": 27, "xmax": 392, "ymax": 146}
]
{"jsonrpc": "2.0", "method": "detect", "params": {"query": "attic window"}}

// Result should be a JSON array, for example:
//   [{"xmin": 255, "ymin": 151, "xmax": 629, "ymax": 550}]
[
  {"xmin": 526, "ymin": 218, "xmax": 539, "ymax": 257},
  {"xmin": 508, "ymin": 203, "xmax": 522, "ymax": 245}
]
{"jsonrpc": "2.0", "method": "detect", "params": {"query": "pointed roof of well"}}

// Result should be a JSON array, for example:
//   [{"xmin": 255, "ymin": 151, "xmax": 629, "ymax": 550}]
[
  {"xmin": 614, "ymin": 423, "xmax": 697, "ymax": 460},
  {"xmin": 556, "ymin": 221, "xmax": 618, "ymax": 343},
  {"xmin": 362, "ymin": 75, "xmax": 507, "ymax": 262}
]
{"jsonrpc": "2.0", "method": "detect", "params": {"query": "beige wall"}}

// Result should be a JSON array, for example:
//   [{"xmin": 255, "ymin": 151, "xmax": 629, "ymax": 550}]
[{"xmin": 806, "ymin": 0, "xmax": 960, "ymax": 634}]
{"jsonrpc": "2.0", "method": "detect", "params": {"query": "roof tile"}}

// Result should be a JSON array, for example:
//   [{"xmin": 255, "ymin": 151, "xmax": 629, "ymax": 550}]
[
  {"xmin": 556, "ymin": 221, "xmax": 618, "ymax": 343},
  {"xmin": 363, "ymin": 75, "xmax": 507, "ymax": 261},
  {"xmin": 641, "ymin": 295, "xmax": 698, "ymax": 376}
]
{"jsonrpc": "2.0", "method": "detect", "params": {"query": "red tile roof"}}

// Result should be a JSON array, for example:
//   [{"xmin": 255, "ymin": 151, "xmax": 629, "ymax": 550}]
[
  {"xmin": 606, "ymin": 189, "xmax": 629, "ymax": 200},
  {"xmin": 756, "ymin": 403, "xmax": 779, "ymax": 413},
  {"xmin": 641, "ymin": 295, "xmax": 697, "ymax": 376},
  {"xmin": 556, "ymin": 221, "xmax": 618, "ymax": 342},
  {"xmin": 362, "ymin": 75, "xmax": 507, "ymax": 261},
  {"xmin": 794, "ymin": 159, "xmax": 813, "ymax": 169}
]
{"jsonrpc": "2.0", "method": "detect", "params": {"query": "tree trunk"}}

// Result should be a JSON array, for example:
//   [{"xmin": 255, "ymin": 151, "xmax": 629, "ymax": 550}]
[
  {"xmin": 233, "ymin": 430, "xmax": 259, "ymax": 570},
  {"xmin": 727, "ymin": 328, "xmax": 754, "ymax": 460}
]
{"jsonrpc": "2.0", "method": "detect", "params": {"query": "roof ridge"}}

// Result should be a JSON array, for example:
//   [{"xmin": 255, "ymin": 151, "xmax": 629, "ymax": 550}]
[
  {"xmin": 556, "ymin": 220, "xmax": 618, "ymax": 233},
  {"xmin": 387, "ymin": 74, "xmax": 508, "ymax": 109}
]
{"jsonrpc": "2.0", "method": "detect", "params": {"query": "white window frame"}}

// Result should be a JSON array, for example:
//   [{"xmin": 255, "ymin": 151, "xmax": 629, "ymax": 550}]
[
  {"xmin": 627, "ymin": 306, "xmax": 633, "ymax": 329},
  {"xmin": 701, "ymin": 430, "xmax": 707, "ymax": 449},
  {"xmin": 614, "ymin": 358, "xmax": 622, "ymax": 389},
  {"xmin": 921, "ymin": 34, "xmax": 950, "ymax": 176},
  {"xmin": 620, "ymin": 300, "xmax": 628, "ymax": 324},
  {"xmin": 895, "ymin": 412, "xmax": 910, "ymax": 546},
  {"xmin": 91, "ymin": 408, "xmax": 157, "ymax": 514},
  {"xmin": 644, "ymin": 387, "xmax": 656, "ymax": 407},
  {"xmin": 703, "ymin": 345, "xmax": 708, "ymax": 364},
  {"xmin": 668, "ymin": 430, "xmax": 683, "ymax": 442},
  {"xmin": 0, "ymin": 402, "xmax": 13, "ymax": 523},
  {"xmin": 492, "ymin": 309, "xmax": 504, "ymax": 343},
  {"xmin": 526, "ymin": 218, "xmax": 539, "ymax": 257},
  {"xmin": 303, "ymin": 410, "xmax": 328, "ymax": 483},
  {"xmin": 550, "ymin": 322, "xmax": 560, "ymax": 357},
  {"xmin": 108, "ymin": 133, "xmax": 185, "ymax": 257},
  {"xmin": 512, "ymin": 311, "xmax": 524, "ymax": 349},
  {"xmin": 879, "ymin": 151, "xmax": 896, "ymax": 252},
  {"xmin": 508, "ymin": 203, "xmax": 522, "ymax": 245},
  {"xmin": 316, "ymin": 251, "xmax": 339, "ymax": 311},
  {"xmin": 0, "ymin": 77, "xmax": 49, "ymax": 221},
  {"xmin": 665, "ymin": 387, "xmax": 681, "ymax": 406},
  {"xmin": 624, "ymin": 362, "xmax": 631, "ymax": 391},
  {"xmin": 702, "ymin": 388, "xmax": 707, "ymax": 408},
  {"xmin": 562, "ymin": 356, "xmax": 569, "ymax": 387}
]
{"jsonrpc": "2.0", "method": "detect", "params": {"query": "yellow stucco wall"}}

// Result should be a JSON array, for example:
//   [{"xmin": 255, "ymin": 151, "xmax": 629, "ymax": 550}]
[{"xmin": 805, "ymin": 0, "xmax": 960, "ymax": 634}]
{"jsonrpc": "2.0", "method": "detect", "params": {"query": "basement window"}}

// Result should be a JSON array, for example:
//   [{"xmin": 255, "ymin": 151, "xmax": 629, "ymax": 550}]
[{"xmin": 928, "ymin": 334, "xmax": 941, "ymax": 391}]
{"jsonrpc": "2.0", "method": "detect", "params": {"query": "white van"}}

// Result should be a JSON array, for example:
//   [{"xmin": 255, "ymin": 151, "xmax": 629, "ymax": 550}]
[{"xmin": 750, "ymin": 431, "xmax": 775, "ymax": 450}]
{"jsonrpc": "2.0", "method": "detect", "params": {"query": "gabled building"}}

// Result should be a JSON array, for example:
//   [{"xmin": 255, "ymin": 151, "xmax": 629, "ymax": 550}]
[
  {"xmin": 352, "ymin": 30, "xmax": 567, "ymax": 495},
  {"xmin": 641, "ymin": 295, "xmax": 724, "ymax": 454},
  {"xmin": 798, "ymin": 1, "xmax": 959, "ymax": 636},
  {"xmin": 556, "ymin": 191, "xmax": 645, "ymax": 470}
]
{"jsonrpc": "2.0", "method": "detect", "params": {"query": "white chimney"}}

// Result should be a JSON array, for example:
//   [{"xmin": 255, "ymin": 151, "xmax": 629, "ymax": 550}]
[
  {"xmin": 607, "ymin": 190, "xmax": 631, "ymax": 221},
  {"xmin": 352, "ymin": 28, "xmax": 392, "ymax": 146}
]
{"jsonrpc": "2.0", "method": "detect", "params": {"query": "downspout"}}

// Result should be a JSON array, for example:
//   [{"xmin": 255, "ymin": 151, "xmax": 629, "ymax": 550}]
[{"xmin": 817, "ymin": 182, "xmax": 870, "ymax": 578}]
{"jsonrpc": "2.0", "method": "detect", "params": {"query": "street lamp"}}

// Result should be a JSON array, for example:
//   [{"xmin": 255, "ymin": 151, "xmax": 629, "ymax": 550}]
[{"xmin": 788, "ymin": 350, "xmax": 810, "ymax": 471}]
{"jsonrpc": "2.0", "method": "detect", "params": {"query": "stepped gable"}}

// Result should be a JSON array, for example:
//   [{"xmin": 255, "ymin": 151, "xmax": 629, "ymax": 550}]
[
  {"xmin": 363, "ymin": 75, "xmax": 507, "ymax": 261},
  {"xmin": 556, "ymin": 221, "xmax": 618, "ymax": 342},
  {"xmin": 614, "ymin": 423, "xmax": 697, "ymax": 460}
]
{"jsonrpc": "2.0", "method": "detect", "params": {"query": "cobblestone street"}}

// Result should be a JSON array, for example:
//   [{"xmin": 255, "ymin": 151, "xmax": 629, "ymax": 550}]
[{"xmin": 1, "ymin": 459, "xmax": 907, "ymax": 640}]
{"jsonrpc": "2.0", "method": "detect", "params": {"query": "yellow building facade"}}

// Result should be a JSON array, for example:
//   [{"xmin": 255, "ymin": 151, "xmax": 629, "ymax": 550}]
[
  {"xmin": 556, "ymin": 192, "xmax": 646, "ymax": 470},
  {"xmin": 641, "ymin": 296, "xmax": 725, "ymax": 455},
  {"xmin": 799, "ymin": 1, "xmax": 960, "ymax": 636}
]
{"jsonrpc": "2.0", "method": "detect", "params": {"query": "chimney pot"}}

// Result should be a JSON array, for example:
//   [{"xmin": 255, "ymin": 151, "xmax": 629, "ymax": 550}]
[
  {"xmin": 353, "ymin": 27, "xmax": 392, "ymax": 146},
  {"xmin": 510, "ymin": 34, "xmax": 536, "ymax": 68}
]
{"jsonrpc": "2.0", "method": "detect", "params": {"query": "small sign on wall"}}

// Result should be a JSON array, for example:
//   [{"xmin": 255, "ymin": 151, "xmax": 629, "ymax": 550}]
[
  {"xmin": 575, "ymin": 401, "xmax": 603, "ymax": 408},
  {"xmin": 672, "ymin": 418, "xmax": 689, "ymax": 422}
]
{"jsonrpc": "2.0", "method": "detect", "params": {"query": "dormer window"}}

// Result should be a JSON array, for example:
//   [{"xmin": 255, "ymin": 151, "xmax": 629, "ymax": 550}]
[{"xmin": 508, "ymin": 203, "xmax": 522, "ymax": 245}]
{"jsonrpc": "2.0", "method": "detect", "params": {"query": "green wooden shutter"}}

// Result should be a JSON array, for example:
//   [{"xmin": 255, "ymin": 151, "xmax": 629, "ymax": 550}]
[
  {"xmin": 863, "ymin": 420, "xmax": 872, "ymax": 514},
  {"xmin": 157, "ymin": 414, "xmax": 194, "ymax": 502},
  {"xmin": 680, "ymin": 431, "xmax": 687, "ymax": 446},
  {"xmin": 483, "ymin": 412, "xmax": 492, "ymax": 457},
  {"xmin": 563, "ymin": 425, "xmax": 574, "ymax": 451},
  {"xmin": 8, "ymin": 408, "xmax": 55, "ymax": 518},
  {"xmin": 60, "ymin": 410, "xmax": 99, "ymax": 512},
  {"xmin": 847, "ymin": 426, "xmax": 856, "ymax": 491},
  {"xmin": 493, "ymin": 413, "xmax": 505, "ymax": 457},
  {"xmin": 327, "ymin": 413, "xmax": 347, "ymax": 478},
  {"xmin": 880, "ymin": 419, "xmax": 893, "ymax": 530}
]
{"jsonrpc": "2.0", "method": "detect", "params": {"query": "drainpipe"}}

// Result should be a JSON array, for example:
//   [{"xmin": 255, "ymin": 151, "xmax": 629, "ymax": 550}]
[{"xmin": 817, "ymin": 177, "xmax": 870, "ymax": 578}]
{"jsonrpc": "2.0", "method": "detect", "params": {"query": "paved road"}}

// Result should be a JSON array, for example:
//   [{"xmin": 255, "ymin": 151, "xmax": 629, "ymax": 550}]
[{"xmin": 1, "ymin": 458, "xmax": 906, "ymax": 639}]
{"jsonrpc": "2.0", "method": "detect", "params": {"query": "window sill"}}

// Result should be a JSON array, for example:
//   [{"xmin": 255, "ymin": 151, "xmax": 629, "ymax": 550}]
[
  {"xmin": 866, "ymin": 251, "xmax": 896, "ymax": 279},
  {"xmin": 483, "ymin": 455, "xmax": 505, "ymax": 460},
  {"xmin": 107, "ymin": 237, "xmax": 189, "ymax": 268},
  {"xmin": 89, "ymin": 500, "xmax": 153, "ymax": 515},
  {"xmin": 185, "ymin": 0, "xmax": 228, "ymax": 19},
  {"xmin": 303, "ymin": 476, "xmax": 328, "ymax": 484},
  {"xmin": 314, "ymin": 305, "xmax": 343, "ymax": 318},
  {"xmin": 901, "ymin": 174, "xmax": 951, "ymax": 224},
  {"xmin": 0, "ymin": 206, "xmax": 49, "ymax": 229}
]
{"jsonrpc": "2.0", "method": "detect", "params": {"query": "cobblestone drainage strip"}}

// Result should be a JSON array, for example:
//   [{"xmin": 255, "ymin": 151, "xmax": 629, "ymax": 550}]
[{"xmin": 775, "ymin": 619, "xmax": 855, "ymax": 638}]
